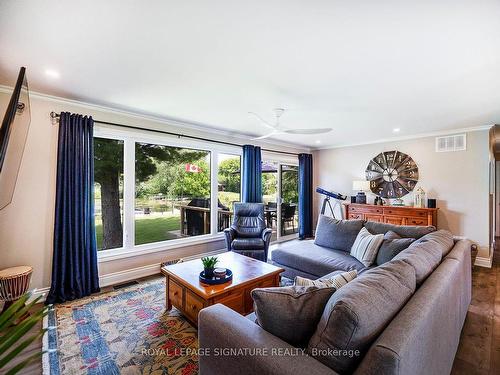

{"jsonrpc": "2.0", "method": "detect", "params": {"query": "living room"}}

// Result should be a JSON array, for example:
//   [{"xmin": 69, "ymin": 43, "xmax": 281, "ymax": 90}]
[{"xmin": 0, "ymin": 1, "xmax": 499, "ymax": 374}]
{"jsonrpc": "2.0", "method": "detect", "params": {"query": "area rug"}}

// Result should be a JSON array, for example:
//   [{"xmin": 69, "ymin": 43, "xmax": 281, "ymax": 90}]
[{"xmin": 42, "ymin": 279, "xmax": 198, "ymax": 375}]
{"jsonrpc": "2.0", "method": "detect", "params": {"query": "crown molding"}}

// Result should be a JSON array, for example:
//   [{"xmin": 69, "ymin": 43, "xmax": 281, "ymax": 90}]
[
  {"xmin": 0, "ymin": 85, "xmax": 310, "ymax": 154},
  {"xmin": 312, "ymin": 125, "xmax": 492, "ymax": 151}
]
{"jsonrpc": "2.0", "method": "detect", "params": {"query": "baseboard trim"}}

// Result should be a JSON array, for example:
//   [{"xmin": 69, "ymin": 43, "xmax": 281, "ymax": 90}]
[
  {"xmin": 475, "ymin": 255, "xmax": 493, "ymax": 268},
  {"xmin": 99, "ymin": 248, "xmax": 227, "ymax": 287},
  {"xmin": 31, "ymin": 287, "xmax": 51, "ymax": 302},
  {"xmin": 33, "ymin": 249, "xmax": 228, "ymax": 300},
  {"xmin": 99, "ymin": 263, "xmax": 161, "ymax": 287}
]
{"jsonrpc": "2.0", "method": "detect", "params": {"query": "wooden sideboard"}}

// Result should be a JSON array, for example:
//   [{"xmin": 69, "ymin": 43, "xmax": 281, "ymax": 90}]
[{"xmin": 344, "ymin": 203, "xmax": 438, "ymax": 227}]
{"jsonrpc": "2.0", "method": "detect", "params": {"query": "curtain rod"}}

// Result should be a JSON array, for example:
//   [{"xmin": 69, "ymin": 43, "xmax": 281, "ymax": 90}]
[{"xmin": 49, "ymin": 111, "xmax": 301, "ymax": 156}]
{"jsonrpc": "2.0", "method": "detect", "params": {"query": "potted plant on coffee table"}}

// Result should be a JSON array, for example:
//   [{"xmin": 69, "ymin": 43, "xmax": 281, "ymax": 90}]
[{"xmin": 201, "ymin": 256, "xmax": 218, "ymax": 279}]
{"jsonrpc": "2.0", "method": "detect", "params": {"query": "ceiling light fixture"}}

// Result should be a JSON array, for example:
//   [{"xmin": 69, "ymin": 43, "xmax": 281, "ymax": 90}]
[
  {"xmin": 315, "ymin": 140, "xmax": 321, "ymax": 144},
  {"xmin": 393, "ymin": 128, "xmax": 401, "ymax": 133},
  {"xmin": 45, "ymin": 69, "xmax": 60, "ymax": 78}
]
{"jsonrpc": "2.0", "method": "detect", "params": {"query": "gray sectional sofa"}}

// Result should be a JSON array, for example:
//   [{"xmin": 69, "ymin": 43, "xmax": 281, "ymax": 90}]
[{"xmin": 198, "ymin": 215, "xmax": 472, "ymax": 375}]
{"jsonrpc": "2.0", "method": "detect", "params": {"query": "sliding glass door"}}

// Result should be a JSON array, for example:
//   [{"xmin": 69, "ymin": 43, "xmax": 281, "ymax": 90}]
[{"xmin": 262, "ymin": 160, "xmax": 299, "ymax": 242}]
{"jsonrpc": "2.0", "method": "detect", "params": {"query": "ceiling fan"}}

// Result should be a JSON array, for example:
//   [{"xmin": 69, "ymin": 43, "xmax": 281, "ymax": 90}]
[{"xmin": 249, "ymin": 108, "xmax": 332, "ymax": 140}]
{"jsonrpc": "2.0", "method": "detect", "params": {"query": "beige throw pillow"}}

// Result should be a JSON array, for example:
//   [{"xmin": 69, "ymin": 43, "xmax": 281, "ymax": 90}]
[
  {"xmin": 350, "ymin": 227, "xmax": 384, "ymax": 267},
  {"xmin": 295, "ymin": 270, "xmax": 358, "ymax": 289}
]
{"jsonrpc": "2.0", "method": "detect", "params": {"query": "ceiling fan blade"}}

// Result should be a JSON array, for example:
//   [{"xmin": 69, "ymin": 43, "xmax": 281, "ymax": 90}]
[
  {"xmin": 248, "ymin": 112, "xmax": 277, "ymax": 130},
  {"xmin": 251, "ymin": 130, "xmax": 282, "ymax": 140},
  {"xmin": 283, "ymin": 128, "xmax": 332, "ymax": 135}
]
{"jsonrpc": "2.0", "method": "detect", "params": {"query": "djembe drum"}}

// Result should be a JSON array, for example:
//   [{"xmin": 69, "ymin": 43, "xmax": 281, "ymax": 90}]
[{"xmin": 0, "ymin": 266, "xmax": 33, "ymax": 312}]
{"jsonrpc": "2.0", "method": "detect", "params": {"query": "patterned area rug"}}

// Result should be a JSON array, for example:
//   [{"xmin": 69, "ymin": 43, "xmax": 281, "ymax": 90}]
[{"xmin": 43, "ymin": 279, "xmax": 198, "ymax": 375}]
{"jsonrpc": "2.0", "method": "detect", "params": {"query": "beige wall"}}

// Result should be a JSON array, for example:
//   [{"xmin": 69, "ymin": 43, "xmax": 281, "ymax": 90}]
[
  {"xmin": 0, "ymin": 90, "xmax": 306, "ymax": 289},
  {"xmin": 313, "ymin": 130, "xmax": 491, "ymax": 258}
]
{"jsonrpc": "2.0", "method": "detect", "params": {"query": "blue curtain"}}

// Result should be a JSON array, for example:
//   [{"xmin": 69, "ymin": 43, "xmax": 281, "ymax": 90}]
[
  {"xmin": 298, "ymin": 153, "xmax": 313, "ymax": 239},
  {"xmin": 46, "ymin": 112, "xmax": 99, "ymax": 304},
  {"xmin": 241, "ymin": 145, "xmax": 262, "ymax": 203}
]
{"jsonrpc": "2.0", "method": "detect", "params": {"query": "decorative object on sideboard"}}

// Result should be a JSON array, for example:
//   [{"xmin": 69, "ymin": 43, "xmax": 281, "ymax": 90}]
[
  {"xmin": 414, "ymin": 187, "xmax": 426, "ymax": 208},
  {"xmin": 352, "ymin": 180, "xmax": 370, "ymax": 204},
  {"xmin": 350, "ymin": 196, "xmax": 357, "ymax": 203},
  {"xmin": 427, "ymin": 198, "xmax": 437, "ymax": 208},
  {"xmin": 365, "ymin": 150, "xmax": 419, "ymax": 199}
]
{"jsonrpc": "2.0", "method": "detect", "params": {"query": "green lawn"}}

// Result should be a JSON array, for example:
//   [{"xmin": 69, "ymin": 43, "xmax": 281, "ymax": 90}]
[{"xmin": 96, "ymin": 216, "xmax": 181, "ymax": 249}]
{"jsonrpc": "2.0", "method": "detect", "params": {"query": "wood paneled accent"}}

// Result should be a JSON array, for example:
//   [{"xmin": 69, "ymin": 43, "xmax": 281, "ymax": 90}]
[
  {"xmin": 345, "ymin": 203, "xmax": 438, "ymax": 227},
  {"xmin": 161, "ymin": 251, "xmax": 284, "ymax": 325}
]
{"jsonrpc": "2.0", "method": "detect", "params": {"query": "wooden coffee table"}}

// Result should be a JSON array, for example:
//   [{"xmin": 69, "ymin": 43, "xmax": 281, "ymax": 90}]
[{"xmin": 161, "ymin": 252, "xmax": 284, "ymax": 325}]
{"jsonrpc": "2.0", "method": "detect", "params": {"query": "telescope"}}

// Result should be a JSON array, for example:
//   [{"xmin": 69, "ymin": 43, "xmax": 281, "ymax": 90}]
[{"xmin": 316, "ymin": 187, "xmax": 347, "ymax": 219}]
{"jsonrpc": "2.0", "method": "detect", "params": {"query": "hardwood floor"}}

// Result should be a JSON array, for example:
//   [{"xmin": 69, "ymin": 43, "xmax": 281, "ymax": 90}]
[
  {"xmin": 4, "ymin": 255, "xmax": 500, "ymax": 374},
  {"xmin": 451, "ymin": 250, "xmax": 500, "ymax": 374}
]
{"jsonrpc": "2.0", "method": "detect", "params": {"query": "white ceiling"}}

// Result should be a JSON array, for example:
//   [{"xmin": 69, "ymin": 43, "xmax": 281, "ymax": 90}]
[{"xmin": 1, "ymin": 0, "xmax": 499, "ymax": 148}]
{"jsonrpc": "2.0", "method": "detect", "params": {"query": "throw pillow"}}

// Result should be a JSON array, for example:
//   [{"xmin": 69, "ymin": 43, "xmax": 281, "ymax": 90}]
[
  {"xmin": 307, "ymin": 260, "xmax": 416, "ymax": 373},
  {"xmin": 251, "ymin": 285, "xmax": 335, "ymax": 347},
  {"xmin": 364, "ymin": 221, "xmax": 435, "ymax": 239},
  {"xmin": 375, "ymin": 230, "xmax": 415, "ymax": 266},
  {"xmin": 314, "ymin": 215, "xmax": 364, "ymax": 252},
  {"xmin": 350, "ymin": 227, "xmax": 384, "ymax": 267},
  {"xmin": 295, "ymin": 270, "xmax": 358, "ymax": 289}
]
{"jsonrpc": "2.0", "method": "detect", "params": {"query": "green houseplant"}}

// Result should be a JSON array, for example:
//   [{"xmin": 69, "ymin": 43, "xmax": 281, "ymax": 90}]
[
  {"xmin": 201, "ymin": 256, "xmax": 218, "ymax": 278},
  {"xmin": 0, "ymin": 292, "xmax": 49, "ymax": 375}
]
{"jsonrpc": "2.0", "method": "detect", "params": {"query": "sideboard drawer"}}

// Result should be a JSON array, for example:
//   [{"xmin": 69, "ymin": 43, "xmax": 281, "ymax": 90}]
[
  {"xmin": 349, "ymin": 206, "xmax": 383, "ymax": 214},
  {"xmin": 405, "ymin": 217, "xmax": 427, "ymax": 226},
  {"xmin": 384, "ymin": 216, "xmax": 405, "ymax": 225},
  {"xmin": 349, "ymin": 213, "xmax": 363, "ymax": 220},
  {"xmin": 364, "ymin": 214, "xmax": 383, "ymax": 222}
]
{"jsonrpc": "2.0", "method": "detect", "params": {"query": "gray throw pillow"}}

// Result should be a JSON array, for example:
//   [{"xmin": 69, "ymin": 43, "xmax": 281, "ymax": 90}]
[
  {"xmin": 314, "ymin": 215, "xmax": 364, "ymax": 252},
  {"xmin": 364, "ymin": 221, "xmax": 435, "ymax": 239},
  {"xmin": 307, "ymin": 260, "xmax": 416, "ymax": 373},
  {"xmin": 295, "ymin": 270, "xmax": 358, "ymax": 289},
  {"xmin": 252, "ymin": 286, "xmax": 336, "ymax": 347},
  {"xmin": 376, "ymin": 230, "xmax": 415, "ymax": 266}
]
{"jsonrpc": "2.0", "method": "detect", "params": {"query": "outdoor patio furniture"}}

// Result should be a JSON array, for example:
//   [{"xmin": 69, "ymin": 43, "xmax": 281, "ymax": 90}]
[
  {"xmin": 281, "ymin": 203, "xmax": 296, "ymax": 234},
  {"xmin": 181, "ymin": 198, "xmax": 231, "ymax": 236}
]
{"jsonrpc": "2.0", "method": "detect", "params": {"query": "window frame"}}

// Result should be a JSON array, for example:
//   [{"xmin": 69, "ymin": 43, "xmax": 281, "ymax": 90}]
[{"xmin": 94, "ymin": 125, "xmax": 242, "ymax": 262}]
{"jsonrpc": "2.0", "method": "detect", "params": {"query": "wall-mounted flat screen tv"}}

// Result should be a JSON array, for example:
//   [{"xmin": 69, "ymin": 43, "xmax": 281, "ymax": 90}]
[{"xmin": 0, "ymin": 67, "xmax": 31, "ymax": 210}]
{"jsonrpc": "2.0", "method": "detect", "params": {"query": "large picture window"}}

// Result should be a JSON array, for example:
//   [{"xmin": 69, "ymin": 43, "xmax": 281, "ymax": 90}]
[
  {"xmin": 93, "ymin": 129, "xmax": 245, "ymax": 256},
  {"xmin": 134, "ymin": 142, "xmax": 211, "ymax": 245}
]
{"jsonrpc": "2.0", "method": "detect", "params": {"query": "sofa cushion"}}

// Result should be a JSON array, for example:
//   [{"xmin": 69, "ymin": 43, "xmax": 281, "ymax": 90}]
[
  {"xmin": 314, "ymin": 215, "xmax": 364, "ymax": 252},
  {"xmin": 295, "ymin": 270, "xmax": 358, "ymax": 289},
  {"xmin": 272, "ymin": 240, "xmax": 366, "ymax": 278},
  {"xmin": 412, "ymin": 229, "xmax": 454, "ymax": 257},
  {"xmin": 252, "ymin": 286, "xmax": 336, "ymax": 347},
  {"xmin": 307, "ymin": 260, "xmax": 416, "ymax": 373},
  {"xmin": 364, "ymin": 221, "xmax": 435, "ymax": 239},
  {"xmin": 350, "ymin": 227, "xmax": 384, "ymax": 267},
  {"xmin": 393, "ymin": 240, "xmax": 442, "ymax": 285},
  {"xmin": 231, "ymin": 237, "xmax": 265, "ymax": 250},
  {"xmin": 376, "ymin": 231, "xmax": 415, "ymax": 266}
]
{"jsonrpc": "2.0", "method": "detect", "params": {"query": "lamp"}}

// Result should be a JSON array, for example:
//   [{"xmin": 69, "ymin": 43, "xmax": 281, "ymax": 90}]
[{"xmin": 352, "ymin": 180, "xmax": 370, "ymax": 204}]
